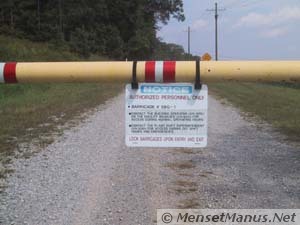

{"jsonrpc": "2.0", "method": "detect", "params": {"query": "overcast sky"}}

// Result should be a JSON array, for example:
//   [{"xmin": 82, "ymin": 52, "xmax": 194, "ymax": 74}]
[{"xmin": 157, "ymin": 0, "xmax": 300, "ymax": 60}]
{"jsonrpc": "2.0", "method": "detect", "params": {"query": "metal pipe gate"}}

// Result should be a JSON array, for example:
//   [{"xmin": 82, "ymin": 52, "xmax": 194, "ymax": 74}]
[{"xmin": 0, "ymin": 61, "xmax": 300, "ymax": 84}]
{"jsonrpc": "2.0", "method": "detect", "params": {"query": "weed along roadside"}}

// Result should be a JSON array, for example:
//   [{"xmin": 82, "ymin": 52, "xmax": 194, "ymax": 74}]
[{"xmin": 210, "ymin": 82, "xmax": 300, "ymax": 143}]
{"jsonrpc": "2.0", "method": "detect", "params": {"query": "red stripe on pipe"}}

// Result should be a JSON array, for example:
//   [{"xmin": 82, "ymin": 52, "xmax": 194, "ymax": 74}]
[
  {"xmin": 163, "ymin": 61, "xmax": 176, "ymax": 82},
  {"xmin": 4, "ymin": 62, "xmax": 17, "ymax": 83},
  {"xmin": 145, "ymin": 61, "xmax": 155, "ymax": 82}
]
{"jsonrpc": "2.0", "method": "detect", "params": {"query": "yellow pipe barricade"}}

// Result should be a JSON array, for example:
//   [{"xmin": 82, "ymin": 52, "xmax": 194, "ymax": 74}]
[{"xmin": 0, "ymin": 61, "xmax": 300, "ymax": 84}]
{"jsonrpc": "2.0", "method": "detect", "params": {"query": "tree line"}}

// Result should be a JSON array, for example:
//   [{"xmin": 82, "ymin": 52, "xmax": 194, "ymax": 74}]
[{"xmin": 0, "ymin": 0, "xmax": 196, "ymax": 60}]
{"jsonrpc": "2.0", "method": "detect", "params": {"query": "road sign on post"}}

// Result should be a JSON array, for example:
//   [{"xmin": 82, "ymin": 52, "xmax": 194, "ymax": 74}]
[
  {"xmin": 125, "ymin": 83, "xmax": 208, "ymax": 148},
  {"xmin": 202, "ymin": 53, "xmax": 212, "ymax": 61}
]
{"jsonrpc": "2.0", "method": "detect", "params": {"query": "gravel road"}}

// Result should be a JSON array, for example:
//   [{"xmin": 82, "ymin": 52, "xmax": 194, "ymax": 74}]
[{"xmin": 1, "ymin": 93, "xmax": 299, "ymax": 225}]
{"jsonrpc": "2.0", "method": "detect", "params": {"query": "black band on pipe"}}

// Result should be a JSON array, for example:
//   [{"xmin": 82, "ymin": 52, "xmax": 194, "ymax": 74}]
[
  {"xmin": 195, "ymin": 59, "xmax": 202, "ymax": 90},
  {"xmin": 131, "ymin": 61, "xmax": 138, "ymax": 89}
]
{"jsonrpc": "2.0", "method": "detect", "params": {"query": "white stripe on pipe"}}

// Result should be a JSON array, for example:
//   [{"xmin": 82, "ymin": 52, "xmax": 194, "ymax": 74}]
[
  {"xmin": 0, "ymin": 63, "xmax": 4, "ymax": 83},
  {"xmin": 155, "ymin": 61, "xmax": 164, "ymax": 82}
]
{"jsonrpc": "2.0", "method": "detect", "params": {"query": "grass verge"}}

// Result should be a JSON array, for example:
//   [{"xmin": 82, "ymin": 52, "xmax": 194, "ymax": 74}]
[
  {"xmin": 0, "ymin": 83, "xmax": 122, "ymax": 153},
  {"xmin": 210, "ymin": 82, "xmax": 300, "ymax": 143},
  {"xmin": 0, "ymin": 35, "xmax": 121, "ymax": 182},
  {"xmin": 0, "ymin": 83, "xmax": 122, "ymax": 186}
]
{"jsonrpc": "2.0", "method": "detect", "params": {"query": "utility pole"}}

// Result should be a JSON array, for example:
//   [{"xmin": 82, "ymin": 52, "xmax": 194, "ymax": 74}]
[
  {"xmin": 207, "ymin": 3, "xmax": 225, "ymax": 61},
  {"xmin": 188, "ymin": 26, "xmax": 191, "ymax": 55},
  {"xmin": 184, "ymin": 26, "xmax": 193, "ymax": 58},
  {"xmin": 214, "ymin": 3, "xmax": 218, "ymax": 61}
]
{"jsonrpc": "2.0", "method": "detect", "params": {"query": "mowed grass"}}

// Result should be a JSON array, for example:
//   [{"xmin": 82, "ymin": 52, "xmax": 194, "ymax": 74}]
[
  {"xmin": 0, "ymin": 36, "xmax": 121, "ymax": 180},
  {"xmin": 210, "ymin": 82, "xmax": 300, "ymax": 142},
  {"xmin": 0, "ymin": 83, "xmax": 121, "ymax": 152}
]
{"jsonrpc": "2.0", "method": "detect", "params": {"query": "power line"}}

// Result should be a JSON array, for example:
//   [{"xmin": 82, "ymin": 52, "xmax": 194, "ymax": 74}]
[
  {"xmin": 197, "ymin": 10, "xmax": 211, "ymax": 20},
  {"xmin": 223, "ymin": 0, "xmax": 246, "ymax": 9},
  {"xmin": 225, "ymin": 0, "xmax": 264, "ymax": 10},
  {"xmin": 239, "ymin": 0, "xmax": 264, "ymax": 8}
]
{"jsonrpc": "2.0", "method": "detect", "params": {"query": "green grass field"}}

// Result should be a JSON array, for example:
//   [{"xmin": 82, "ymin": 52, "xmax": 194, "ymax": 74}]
[
  {"xmin": 0, "ymin": 36, "xmax": 121, "ymax": 180},
  {"xmin": 210, "ymin": 82, "xmax": 300, "ymax": 143}
]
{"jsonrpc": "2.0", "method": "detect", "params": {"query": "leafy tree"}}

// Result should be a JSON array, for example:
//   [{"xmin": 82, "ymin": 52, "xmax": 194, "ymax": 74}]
[{"xmin": 0, "ymin": 0, "xmax": 186, "ymax": 58}]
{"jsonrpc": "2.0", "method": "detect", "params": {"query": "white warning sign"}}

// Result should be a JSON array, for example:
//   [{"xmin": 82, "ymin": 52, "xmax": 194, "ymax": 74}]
[{"xmin": 125, "ymin": 83, "xmax": 208, "ymax": 148}]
